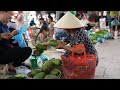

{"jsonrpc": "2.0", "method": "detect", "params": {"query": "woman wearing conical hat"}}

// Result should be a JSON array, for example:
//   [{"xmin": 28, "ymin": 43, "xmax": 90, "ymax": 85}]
[
  {"xmin": 111, "ymin": 17, "xmax": 120, "ymax": 38},
  {"xmin": 54, "ymin": 11, "xmax": 99, "ymax": 66}
]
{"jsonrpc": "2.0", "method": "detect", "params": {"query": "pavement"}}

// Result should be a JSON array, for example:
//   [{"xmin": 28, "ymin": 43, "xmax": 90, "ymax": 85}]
[{"xmin": 95, "ymin": 38, "xmax": 120, "ymax": 79}]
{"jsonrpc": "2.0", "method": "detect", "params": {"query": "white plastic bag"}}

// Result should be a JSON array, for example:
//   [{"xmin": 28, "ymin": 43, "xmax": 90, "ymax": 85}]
[{"xmin": 16, "ymin": 66, "xmax": 31, "ymax": 76}]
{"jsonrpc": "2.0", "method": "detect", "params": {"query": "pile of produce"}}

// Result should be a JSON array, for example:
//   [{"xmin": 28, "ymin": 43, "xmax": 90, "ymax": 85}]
[
  {"xmin": 27, "ymin": 58, "xmax": 62, "ymax": 79},
  {"xmin": 7, "ymin": 74, "xmax": 26, "ymax": 79},
  {"xmin": 48, "ymin": 40, "xmax": 59, "ymax": 47},
  {"xmin": 30, "ymin": 44, "xmax": 48, "ymax": 69},
  {"xmin": 87, "ymin": 29, "xmax": 110, "ymax": 45},
  {"xmin": 33, "ymin": 44, "xmax": 47, "ymax": 56},
  {"xmin": 95, "ymin": 30, "xmax": 108, "ymax": 38}
]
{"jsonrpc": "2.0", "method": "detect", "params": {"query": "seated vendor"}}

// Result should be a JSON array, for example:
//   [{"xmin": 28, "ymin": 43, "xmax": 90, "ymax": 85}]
[
  {"xmin": 0, "ymin": 11, "xmax": 32, "ymax": 73},
  {"xmin": 35, "ymin": 25, "xmax": 51, "ymax": 44},
  {"xmin": 54, "ymin": 13, "xmax": 68, "ymax": 40},
  {"xmin": 51, "ymin": 12, "xmax": 99, "ymax": 66},
  {"xmin": 81, "ymin": 14, "xmax": 94, "ymax": 31}
]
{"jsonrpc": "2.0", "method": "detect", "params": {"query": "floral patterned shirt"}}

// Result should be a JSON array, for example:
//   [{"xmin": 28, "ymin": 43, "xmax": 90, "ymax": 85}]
[{"xmin": 64, "ymin": 28, "xmax": 99, "ymax": 64}]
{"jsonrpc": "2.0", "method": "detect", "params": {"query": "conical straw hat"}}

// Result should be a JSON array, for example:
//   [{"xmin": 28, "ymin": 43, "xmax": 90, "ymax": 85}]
[{"xmin": 54, "ymin": 11, "xmax": 85, "ymax": 29}]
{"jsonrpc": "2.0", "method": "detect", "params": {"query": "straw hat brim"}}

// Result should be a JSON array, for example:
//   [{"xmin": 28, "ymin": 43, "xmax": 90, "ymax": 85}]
[{"xmin": 54, "ymin": 11, "xmax": 85, "ymax": 29}]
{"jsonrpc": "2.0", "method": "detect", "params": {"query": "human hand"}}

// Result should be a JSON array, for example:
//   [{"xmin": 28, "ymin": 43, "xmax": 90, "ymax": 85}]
[
  {"xmin": 56, "ymin": 43, "xmax": 64, "ymax": 49},
  {"xmin": 11, "ymin": 30, "xmax": 18, "ymax": 36},
  {"xmin": 57, "ymin": 40, "xmax": 62, "ymax": 44},
  {"xmin": 41, "ymin": 42, "xmax": 49, "ymax": 46},
  {"xmin": 57, "ymin": 40, "xmax": 66, "ymax": 45},
  {"xmin": 0, "ymin": 33, "xmax": 12, "ymax": 40}
]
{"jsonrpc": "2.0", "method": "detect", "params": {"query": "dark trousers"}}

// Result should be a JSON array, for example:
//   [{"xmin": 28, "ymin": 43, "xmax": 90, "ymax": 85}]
[{"xmin": 0, "ymin": 47, "xmax": 32, "ymax": 67}]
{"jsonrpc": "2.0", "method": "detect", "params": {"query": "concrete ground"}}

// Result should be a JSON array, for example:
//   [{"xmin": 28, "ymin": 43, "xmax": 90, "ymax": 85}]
[
  {"xmin": 95, "ymin": 38, "xmax": 120, "ymax": 79},
  {"xmin": 1, "ymin": 38, "xmax": 120, "ymax": 79}
]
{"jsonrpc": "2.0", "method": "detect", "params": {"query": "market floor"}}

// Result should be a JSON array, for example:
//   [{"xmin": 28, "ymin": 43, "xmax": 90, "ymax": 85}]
[
  {"xmin": 95, "ymin": 38, "xmax": 120, "ymax": 79},
  {"xmin": 1, "ymin": 39, "xmax": 120, "ymax": 79}
]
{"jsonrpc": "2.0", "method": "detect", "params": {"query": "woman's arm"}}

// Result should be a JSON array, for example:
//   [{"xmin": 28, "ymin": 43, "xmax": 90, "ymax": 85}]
[
  {"xmin": 56, "ymin": 43, "xmax": 83, "ymax": 54},
  {"xmin": 11, "ymin": 30, "xmax": 18, "ymax": 36},
  {"xmin": 39, "ymin": 33, "xmax": 44, "ymax": 43},
  {"xmin": 57, "ymin": 40, "xmax": 68, "ymax": 45},
  {"xmin": 43, "ymin": 36, "xmax": 50, "ymax": 42}
]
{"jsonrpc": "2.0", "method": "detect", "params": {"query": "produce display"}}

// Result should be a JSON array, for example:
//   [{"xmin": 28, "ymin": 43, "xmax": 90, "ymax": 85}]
[
  {"xmin": 33, "ymin": 72, "xmax": 46, "ymax": 79},
  {"xmin": 48, "ymin": 40, "xmax": 59, "ymax": 47},
  {"xmin": 87, "ymin": 29, "xmax": 112, "ymax": 45},
  {"xmin": 27, "ymin": 58, "xmax": 62, "ymax": 79},
  {"xmin": 36, "ymin": 44, "xmax": 47, "ymax": 51},
  {"xmin": 33, "ymin": 50, "xmax": 42, "ymax": 56},
  {"xmin": 50, "ymin": 58, "xmax": 61, "ymax": 66},
  {"xmin": 44, "ymin": 75, "xmax": 57, "ymax": 79},
  {"xmin": 35, "ymin": 44, "xmax": 47, "ymax": 55},
  {"xmin": 41, "ymin": 61, "xmax": 54, "ymax": 73},
  {"xmin": 7, "ymin": 28, "xmax": 114, "ymax": 79},
  {"xmin": 30, "ymin": 44, "xmax": 48, "ymax": 60},
  {"xmin": 31, "ymin": 69, "xmax": 41, "ymax": 76},
  {"xmin": 8, "ymin": 74, "xmax": 26, "ymax": 79},
  {"xmin": 49, "ymin": 69, "xmax": 60, "ymax": 76}
]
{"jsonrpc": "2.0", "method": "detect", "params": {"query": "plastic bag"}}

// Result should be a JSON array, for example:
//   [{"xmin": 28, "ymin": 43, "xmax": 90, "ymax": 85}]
[
  {"xmin": 14, "ymin": 34, "xmax": 27, "ymax": 48},
  {"xmin": 18, "ymin": 24, "xmax": 28, "ymax": 34},
  {"xmin": 13, "ymin": 24, "xmax": 28, "ymax": 48},
  {"xmin": 16, "ymin": 66, "xmax": 31, "ymax": 76}
]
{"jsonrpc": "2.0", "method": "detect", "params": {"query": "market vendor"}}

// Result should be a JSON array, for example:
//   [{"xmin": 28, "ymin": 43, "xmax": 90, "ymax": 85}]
[
  {"xmin": 35, "ymin": 25, "xmax": 52, "ymax": 44},
  {"xmin": 0, "ymin": 11, "xmax": 32, "ymax": 73},
  {"xmin": 111, "ymin": 17, "xmax": 120, "ymax": 38},
  {"xmin": 81, "ymin": 14, "xmax": 95, "ymax": 31},
  {"xmin": 54, "ymin": 11, "xmax": 99, "ymax": 66},
  {"xmin": 54, "ymin": 13, "xmax": 68, "ymax": 40},
  {"xmin": 39, "ymin": 18, "xmax": 48, "ymax": 27},
  {"xmin": 47, "ymin": 16, "xmax": 55, "ymax": 37},
  {"xmin": 7, "ymin": 16, "xmax": 17, "ymax": 32}
]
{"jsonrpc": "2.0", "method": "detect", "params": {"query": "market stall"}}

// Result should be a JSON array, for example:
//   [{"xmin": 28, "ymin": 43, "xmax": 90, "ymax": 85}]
[{"xmin": 8, "ymin": 11, "xmax": 97, "ymax": 79}]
